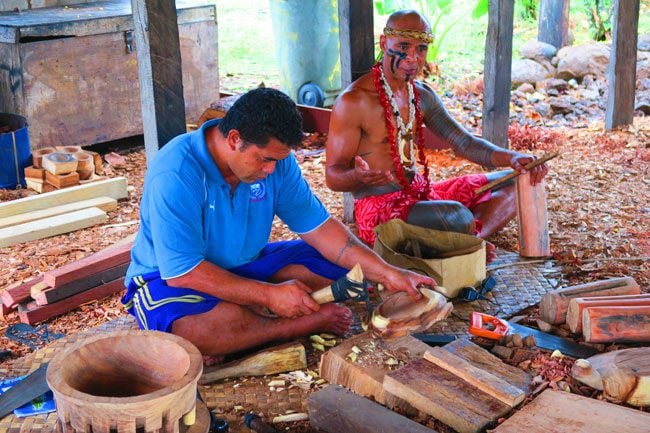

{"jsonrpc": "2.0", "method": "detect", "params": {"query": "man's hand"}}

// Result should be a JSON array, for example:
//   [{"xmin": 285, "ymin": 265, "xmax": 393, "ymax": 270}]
[
  {"xmin": 354, "ymin": 156, "xmax": 394, "ymax": 187},
  {"xmin": 266, "ymin": 280, "xmax": 320, "ymax": 318},
  {"xmin": 381, "ymin": 268, "xmax": 437, "ymax": 298},
  {"xmin": 509, "ymin": 153, "xmax": 548, "ymax": 186}
]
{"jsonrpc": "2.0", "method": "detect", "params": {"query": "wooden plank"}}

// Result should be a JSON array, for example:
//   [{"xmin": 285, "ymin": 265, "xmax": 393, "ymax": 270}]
[
  {"xmin": 308, "ymin": 385, "xmax": 435, "ymax": 433},
  {"xmin": 384, "ymin": 358, "xmax": 510, "ymax": 433},
  {"xmin": 492, "ymin": 389, "xmax": 650, "ymax": 432},
  {"xmin": 338, "ymin": 0, "xmax": 374, "ymax": 88},
  {"xmin": 0, "ymin": 177, "xmax": 127, "ymax": 218},
  {"xmin": 0, "ymin": 207, "xmax": 107, "ymax": 248},
  {"xmin": 1, "ymin": 276, "xmax": 44, "ymax": 309},
  {"xmin": 537, "ymin": 0, "xmax": 570, "ymax": 49},
  {"xmin": 539, "ymin": 277, "xmax": 640, "ymax": 324},
  {"xmin": 43, "ymin": 241, "xmax": 132, "ymax": 288},
  {"xmin": 567, "ymin": 294, "xmax": 650, "ymax": 334},
  {"xmin": 605, "ymin": 0, "xmax": 640, "ymax": 130},
  {"xmin": 0, "ymin": 196, "xmax": 117, "ymax": 229},
  {"xmin": 0, "ymin": 43, "xmax": 24, "ymax": 113},
  {"xmin": 442, "ymin": 338, "xmax": 531, "ymax": 392},
  {"xmin": 35, "ymin": 262, "xmax": 129, "ymax": 305},
  {"xmin": 18, "ymin": 277, "xmax": 125, "ymax": 325},
  {"xmin": 200, "ymin": 342, "xmax": 306, "ymax": 385},
  {"xmin": 424, "ymin": 347, "xmax": 525, "ymax": 407},
  {"xmin": 318, "ymin": 331, "xmax": 430, "ymax": 412},
  {"xmin": 132, "ymin": 0, "xmax": 187, "ymax": 162},
  {"xmin": 297, "ymin": 104, "xmax": 331, "ymax": 134},
  {"xmin": 482, "ymin": 0, "xmax": 514, "ymax": 148},
  {"xmin": 583, "ymin": 305, "xmax": 650, "ymax": 343}
]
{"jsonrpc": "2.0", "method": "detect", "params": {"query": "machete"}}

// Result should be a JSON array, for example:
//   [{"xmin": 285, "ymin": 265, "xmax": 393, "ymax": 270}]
[{"xmin": 0, "ymin": 362, "xmax": 50, "ymax": 419}]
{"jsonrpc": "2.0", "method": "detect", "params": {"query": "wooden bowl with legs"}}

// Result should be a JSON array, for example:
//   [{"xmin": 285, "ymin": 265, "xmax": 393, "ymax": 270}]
[{"xmin": 46, "ymin": 330, "xmax": 204, "ymax": 433}]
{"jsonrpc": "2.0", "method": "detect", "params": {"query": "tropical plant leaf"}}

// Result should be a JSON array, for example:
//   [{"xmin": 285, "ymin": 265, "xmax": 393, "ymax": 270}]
[{"xmin": 472, "ymin": 0, "xmax": 489, "ymax": 19}]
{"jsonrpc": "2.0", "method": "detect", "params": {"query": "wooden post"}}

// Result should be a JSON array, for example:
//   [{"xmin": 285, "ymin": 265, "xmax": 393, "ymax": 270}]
[
  {"xmin": 338, "ymin": 0, "xmax": 373, "ymax": 223},
  {"xmin": 605, "ymin": 0, "xmax": 640, "ymax": 130},
  {"xmin": 131, "ymin": 0, "xmax": 187, "ymax": 162},
  {"xmin": 338, "ymin": 0, "xmax": 374, "ymax": 88},
  {"xmin": 482, "ymin": 0, "xmax": 514, "ymax": 148},
  {"xmin": 537, "ymin": 0, "xmax": 570, "ymax": 49},
  {"xmin": 515, "ymin": 172, "xmax": 550, "ymax": 258}
]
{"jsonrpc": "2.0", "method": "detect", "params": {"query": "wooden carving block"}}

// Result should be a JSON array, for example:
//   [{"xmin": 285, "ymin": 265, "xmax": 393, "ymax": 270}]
[
  {"xmin": 539, "ymin": 277, "xmax": 640, "ymax": 324},
  {"xmin": 200, "ymin": 342, "xmax": 306, "ymax": 384},
  {"xmin": 318, "ymin": 331, "xmax": 430, "ymax": 413},
  {"xmin": 384, "ymin": 358, "xmax": 510, "ymax": 433},
  {"xmin": 1, "ymin": 276, "xmax": 44, "ymax": 309},
  {"xmin": 45, "ymin": 170, "xmax": 80, "ymax": 189},
  {"xmin": 25, "ymin": 177, "xmax": 55, "ymax": 194},
  {"xmin": 424, "ymin": 347, "xmax": 525, "ymax": 407},
  {"xmin": 566, "ymin": 294, "xmax": 650, "ymax": 333},
  {"xmin": 18, "ymin": 278, "xmax": 125, "ymax": 325},
  {"xmin": 42, "ymin": 152, "xmax": 78, "ymax": 175},
  {"xmin": 31, "ymin": 148, "xmax": 56, "ymax": 168},
  {"xmin": 582, "ymin": 305, "xmax": 650, "ymax": 343},
  {"xmin": 44, "ymin": 241, "xmax": 132, "ymax": 288},
  {"xmin": 24, "ymin": 165, "xmax": 46, "ymax": 181},
  {"xmin": 492, "ymin": 389, "xmax": 650, "ymax": 432},
  {"xmin": 308, "ymin": 385, "xmax": 434, "ymax": 433}
]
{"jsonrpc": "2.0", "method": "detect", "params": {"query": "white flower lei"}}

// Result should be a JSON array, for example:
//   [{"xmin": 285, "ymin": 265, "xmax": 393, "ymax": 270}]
[{"xmin": 377, "ymin": 64, "xmax": 417, "ymax": 170}]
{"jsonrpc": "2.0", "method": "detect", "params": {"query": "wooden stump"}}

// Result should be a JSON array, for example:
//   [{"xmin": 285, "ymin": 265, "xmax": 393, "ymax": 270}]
[{"xmin": 46, "ymin": 330, "xmax": 203, "ymax": 433}]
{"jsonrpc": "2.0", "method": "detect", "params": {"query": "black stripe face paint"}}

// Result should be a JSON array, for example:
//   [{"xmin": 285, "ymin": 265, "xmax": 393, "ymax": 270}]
[{"xmin": 387, "ymin": 48, "xmax": 407, "ymax": 74}]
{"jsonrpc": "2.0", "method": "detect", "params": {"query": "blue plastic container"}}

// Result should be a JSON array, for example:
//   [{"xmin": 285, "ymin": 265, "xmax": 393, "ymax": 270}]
[{"xmin": 0, "ymin": 113, "xmax": 31, "ymax": 189}]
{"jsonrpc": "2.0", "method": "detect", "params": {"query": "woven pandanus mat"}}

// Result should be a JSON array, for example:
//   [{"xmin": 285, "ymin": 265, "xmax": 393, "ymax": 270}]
[{"xmin": 429, "ymin": 249, "xmax": 557, "ymax": 335}]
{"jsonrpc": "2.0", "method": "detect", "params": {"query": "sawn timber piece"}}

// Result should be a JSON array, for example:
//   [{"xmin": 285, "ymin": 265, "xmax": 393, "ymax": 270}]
[
  {"xmin": 318, "ymin": 331, "xmax": 430, "ymax": 413},
  {"xmin": 441, "ymin": 338, "xmax": 532, "ymax": 393},
  {"xmin": 492, "ymin": 389, "xmax": 650, "ymax": 433},
  {"xmin": 383, "ymin": 357, "xmax": 510, "ymax": 433},
  {"xmin": 308, "ymin": 385, "xmax": 435, "ymax": 433},
  {"xmin": 424, "ymin": 347, "xmax": 525, "ymax": 407}
]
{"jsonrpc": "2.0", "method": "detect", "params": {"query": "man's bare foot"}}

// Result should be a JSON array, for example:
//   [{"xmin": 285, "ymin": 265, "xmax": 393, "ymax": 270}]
[
  {"xmin": 300, "ymin": 303, "xmax": 353, "ymax": 336},
  {"xmin": 486, "ymin": 241, "xmax": 497, "ymax": 263}
]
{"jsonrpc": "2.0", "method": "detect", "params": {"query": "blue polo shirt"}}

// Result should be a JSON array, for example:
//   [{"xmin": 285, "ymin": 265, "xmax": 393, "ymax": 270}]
[{"xmin": 126, "ymin": 119, "xmax": 330, "ymax": 282}]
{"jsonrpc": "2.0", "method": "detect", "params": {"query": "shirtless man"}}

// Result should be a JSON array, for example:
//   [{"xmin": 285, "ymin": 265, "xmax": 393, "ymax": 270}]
[{"xmin": 326, "ymin": 10, "xmax": 548, "ymax": 248}]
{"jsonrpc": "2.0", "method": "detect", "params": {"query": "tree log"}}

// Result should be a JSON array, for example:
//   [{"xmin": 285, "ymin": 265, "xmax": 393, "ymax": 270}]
[
  {"xmin": 566, "ymin": 294, "xmax": 650, "ymax": 334},
  {"xmin": 583, "ymin": 305, "xmax": 650, "ymax": 343},
  {"xmin": 539, "ymin": 277, "xmax": 639, "ymax": 324}
]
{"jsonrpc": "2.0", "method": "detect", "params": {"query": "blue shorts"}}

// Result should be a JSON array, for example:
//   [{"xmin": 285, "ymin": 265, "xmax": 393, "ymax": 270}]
[{"xmin": 121, "ymin": 240, "xmax": 347, "ymax": 332}]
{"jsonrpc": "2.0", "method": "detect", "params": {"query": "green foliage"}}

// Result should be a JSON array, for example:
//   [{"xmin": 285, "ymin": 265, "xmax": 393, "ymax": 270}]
[
  {"xmin": 516, "ymin": 0, "xmax": 538, "ymax": 21},
  {"xmin": 581, "ymin": 0, "xmax": 614, "ymax": 41},
  {"xmin": 374, "ymin": 0, "xmax": 488, "ymax": 65}
]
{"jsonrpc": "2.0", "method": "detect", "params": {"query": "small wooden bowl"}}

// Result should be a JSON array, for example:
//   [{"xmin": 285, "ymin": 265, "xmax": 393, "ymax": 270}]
[
  {"xmin": 371, "ymin": 288, "xmax": 452, "ymax": 339},
  {"xmin": 47, "ymin": 330, "xmax": 203, "ymax": 433},
  {"xmin": 31, "ymin": 147, "xmax": 56, "ymax": 168},
  {"xmin": 73, "ymin": 151, "xmax": 95, "ymax": 180}
]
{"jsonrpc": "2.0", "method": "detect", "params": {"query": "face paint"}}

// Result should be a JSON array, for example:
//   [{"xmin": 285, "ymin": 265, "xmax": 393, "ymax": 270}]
[{"xmin": 387, "ymin": 48, "xmax": 407, "ymax": 74}]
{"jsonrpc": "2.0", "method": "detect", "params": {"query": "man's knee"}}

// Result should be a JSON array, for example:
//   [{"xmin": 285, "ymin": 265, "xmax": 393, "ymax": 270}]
[{"xmin": 406, "ymin": 200, "xmax": 475, "ymax": 234}]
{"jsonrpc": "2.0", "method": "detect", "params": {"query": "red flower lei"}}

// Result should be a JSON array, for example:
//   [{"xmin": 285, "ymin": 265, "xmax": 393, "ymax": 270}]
[{"xmin": 371, "ymin": 62, "xmax": 431, "ymax": 198}]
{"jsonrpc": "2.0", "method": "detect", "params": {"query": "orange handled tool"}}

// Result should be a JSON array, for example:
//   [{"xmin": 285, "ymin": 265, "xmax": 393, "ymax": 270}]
[{"xmin": 469, "ymin": 312, "xmax": 509, "ymax": 340}]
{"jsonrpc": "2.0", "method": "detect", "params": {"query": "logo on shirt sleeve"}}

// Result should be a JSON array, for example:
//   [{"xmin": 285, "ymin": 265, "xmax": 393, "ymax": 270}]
[{"xmin": 249, "ymin": 181, "xmax": 266, "ymax": 202}]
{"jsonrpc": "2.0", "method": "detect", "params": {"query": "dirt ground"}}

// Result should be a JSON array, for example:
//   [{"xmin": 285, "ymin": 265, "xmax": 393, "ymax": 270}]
[{"xmin": 1, "ymin": 116, "xmax": 648, "ymax": 368}]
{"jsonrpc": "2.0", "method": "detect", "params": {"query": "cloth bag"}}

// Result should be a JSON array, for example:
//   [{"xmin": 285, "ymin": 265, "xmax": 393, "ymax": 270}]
[{"xmin": 373, "ymin": 219, "xmax": 486, "ymax": 298}]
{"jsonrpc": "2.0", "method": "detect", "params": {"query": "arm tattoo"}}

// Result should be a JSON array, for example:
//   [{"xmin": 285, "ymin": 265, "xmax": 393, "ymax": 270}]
[
  {"xmin": 334, "ymin": 236, "xmax": 359, "ymax": 265},
  {"xmin": 419, "ymin": 83, "xmax": 498, "ymax": 168}
]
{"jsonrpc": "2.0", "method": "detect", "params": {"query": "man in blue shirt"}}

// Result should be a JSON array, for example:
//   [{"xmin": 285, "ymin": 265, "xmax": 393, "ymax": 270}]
[{"xmin": 123, "ymin": 88, "xmax": 435, "ymax": 357}]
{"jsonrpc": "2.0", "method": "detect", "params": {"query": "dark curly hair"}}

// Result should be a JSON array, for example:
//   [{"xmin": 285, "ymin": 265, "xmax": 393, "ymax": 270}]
[{"xmin": 218, "ymin": 88, "xmax": 304, "ymax": 149}]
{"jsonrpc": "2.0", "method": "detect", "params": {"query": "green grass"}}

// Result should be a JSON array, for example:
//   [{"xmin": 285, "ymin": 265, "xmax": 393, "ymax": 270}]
[{"xmin": 215, "ymin": 0, "xmax": 650, "ymax": 93}]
